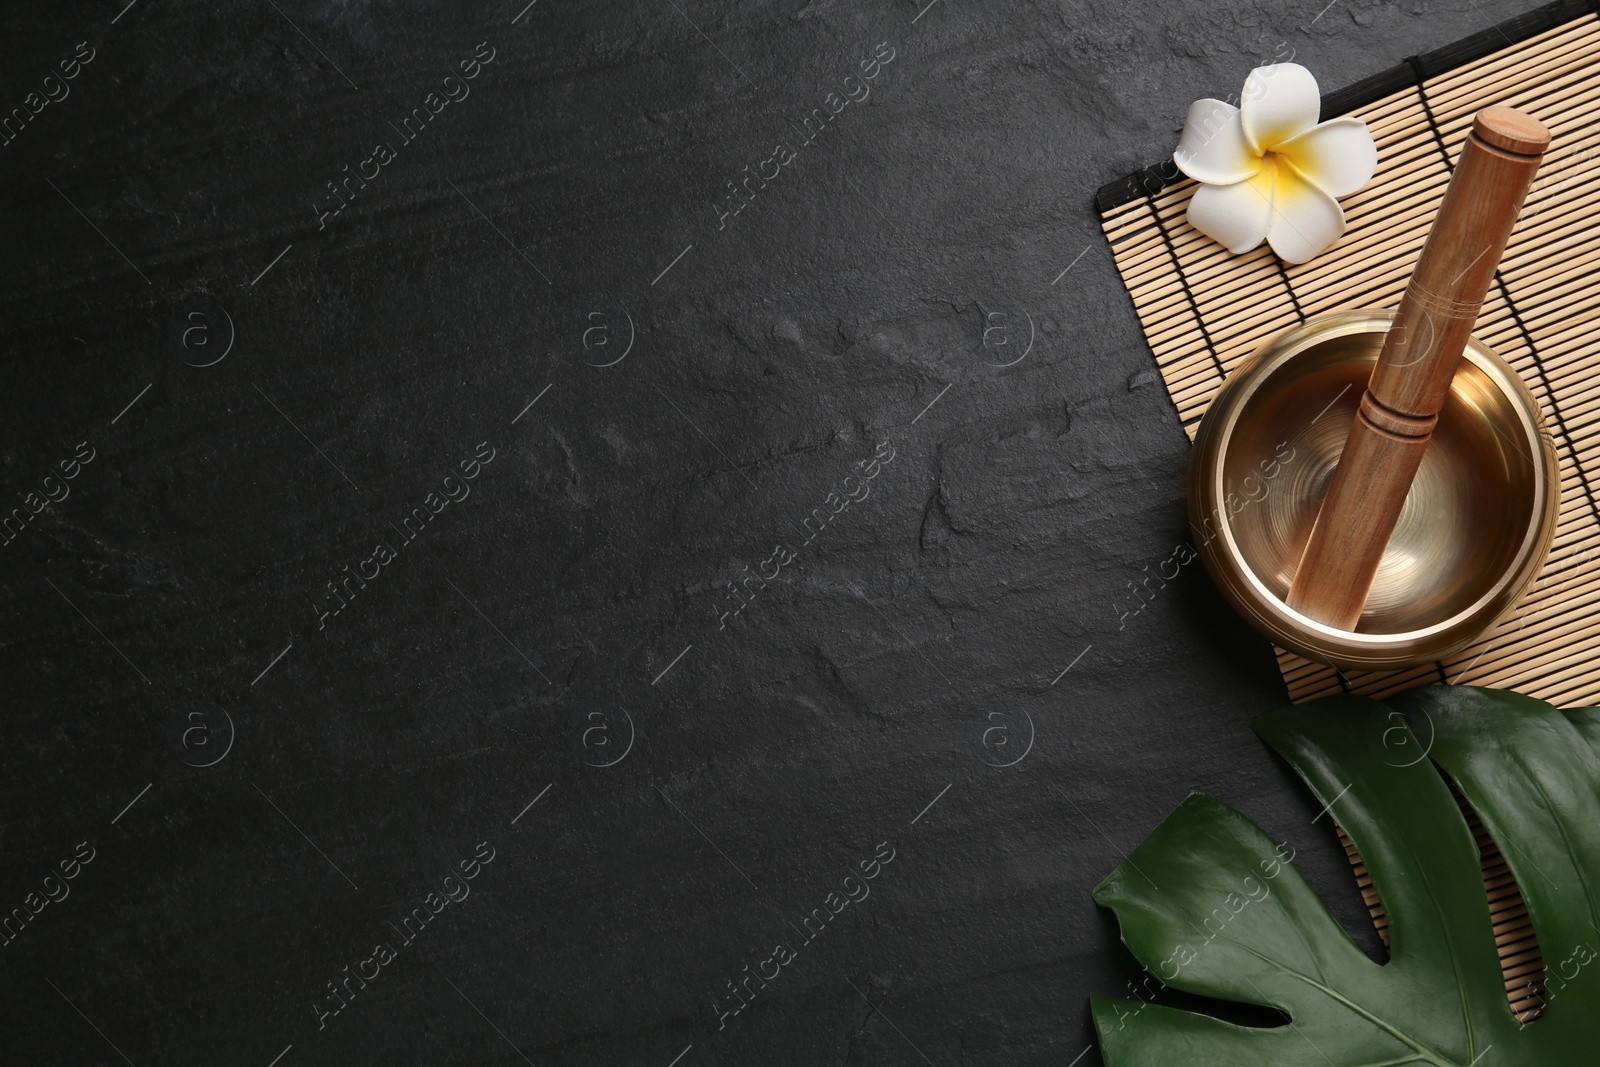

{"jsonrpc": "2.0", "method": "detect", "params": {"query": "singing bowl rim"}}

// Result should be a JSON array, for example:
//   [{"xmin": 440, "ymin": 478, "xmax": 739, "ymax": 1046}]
[{"xmin": 1189, "ymin": 309, "xmax": 1560, "ymax": 672}]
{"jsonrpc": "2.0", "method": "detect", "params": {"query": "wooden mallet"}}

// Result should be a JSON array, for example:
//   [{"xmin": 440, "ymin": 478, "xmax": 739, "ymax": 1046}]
[{"xmin": 1285, "ymin": 106, "xmax": 1550, "ymax": 630}]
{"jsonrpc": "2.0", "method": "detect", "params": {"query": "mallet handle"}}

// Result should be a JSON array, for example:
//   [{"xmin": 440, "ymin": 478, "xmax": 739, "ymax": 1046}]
[{"xmin": 1286, "ymin": 106, "xmax": 1548, "ymax": 630}]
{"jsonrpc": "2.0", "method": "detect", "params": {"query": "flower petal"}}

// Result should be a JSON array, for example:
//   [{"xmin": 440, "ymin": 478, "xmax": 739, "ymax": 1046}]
[
  {"xmin": 1175, "ymin": 99, "xmax": 1263, "ymax": 185},
  {"xmin": 1266, "ymin": 162, "xmax": 1346, "ymax": 263},
  {"xmin": 1276, "ymin": 116, "xmax": 1378, "ymax": 198},
  {"xmin": 1187, "ymin": 166, "xmax": 1276, "ymax": 255},
  {"xmin": 1240, "ymin": 63, "xmax": 1321, "ymax": 154}
]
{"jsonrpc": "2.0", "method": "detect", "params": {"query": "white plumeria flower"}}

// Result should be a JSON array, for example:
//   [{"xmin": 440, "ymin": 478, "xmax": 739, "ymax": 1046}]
[{"xmin": 1175, "ymin": 64, "xmax": 1377, "ymax": 264}]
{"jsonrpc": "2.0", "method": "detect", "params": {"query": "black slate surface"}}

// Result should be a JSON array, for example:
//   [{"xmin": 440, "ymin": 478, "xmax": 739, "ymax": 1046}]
[{"xmin": 0, "ymin": 1, "xmax": 1536, "ymax": 1064}]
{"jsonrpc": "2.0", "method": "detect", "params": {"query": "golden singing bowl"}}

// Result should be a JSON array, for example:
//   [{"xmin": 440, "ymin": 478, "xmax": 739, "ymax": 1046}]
[{"xmin": 1189, "ymin": 310, "xmax": 1559, "ymax": 671}]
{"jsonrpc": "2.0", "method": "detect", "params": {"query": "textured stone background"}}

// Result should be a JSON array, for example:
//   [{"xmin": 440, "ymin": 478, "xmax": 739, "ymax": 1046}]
[{"xmin": 0, "ymin": 0, "xmax": 1535, "ymax": 1064}]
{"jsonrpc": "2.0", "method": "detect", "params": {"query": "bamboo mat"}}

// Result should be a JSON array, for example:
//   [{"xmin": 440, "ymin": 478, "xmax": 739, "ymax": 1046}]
[{"xmin": 1098, "ymin": 0, "xmax": 1600, "ymax": 709}]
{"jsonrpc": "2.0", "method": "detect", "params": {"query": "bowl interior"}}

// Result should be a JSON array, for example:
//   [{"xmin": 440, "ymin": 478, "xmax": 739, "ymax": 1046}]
[{"xmin": 1220, "ymin": 331, "xmax": 1541, "ymax": 635}]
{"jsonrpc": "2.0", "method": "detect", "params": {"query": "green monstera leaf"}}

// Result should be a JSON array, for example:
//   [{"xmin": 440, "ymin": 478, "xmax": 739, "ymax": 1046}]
[{"xmin": 1092, "ymin": 686, "xmax": 1600, "ymax": 1066}]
